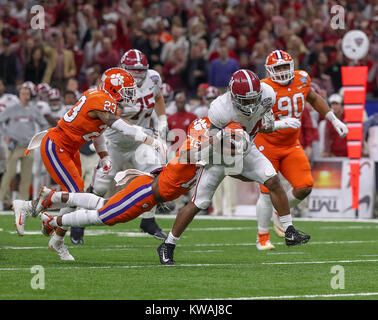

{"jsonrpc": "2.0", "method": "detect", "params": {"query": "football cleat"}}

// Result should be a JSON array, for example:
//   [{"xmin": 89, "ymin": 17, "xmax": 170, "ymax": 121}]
[
  {"xmin": 70, "ymin": 227, "xmax": 85, "ymax": 245},
  {"xmin": 140, "ymin": 217, "xmax": 167, "ymax": 240},
  {"xmin": 256, "ymin": 232, "xmax": 275, "ymax": 250},
  {"xmin": 157, "ymin": 242, "xmax": 175, "ymax": 265},
  {"xmin": 272, "ymin": 211, "xmax": 285, "ymax": 238},
  {"xmin": 12, "ymin": 200, "xmax": 33, "ymax": 236},
  {"xmin": 285, "ymin": 225, "xmax": 311, "ymax": 246},
  {"xmin": 48, "ymin": 234, "xmax": 75, "ymax": 261},
  {"xmin": 33, "ymin": 186, "xmax": 55, "ymax": 217},
  {"xmin": 40, "ymin": 212, "xmax": 56, "ymax": 237}
]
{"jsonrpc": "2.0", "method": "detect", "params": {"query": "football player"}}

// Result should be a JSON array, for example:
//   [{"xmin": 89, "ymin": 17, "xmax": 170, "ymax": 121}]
[
  {"xmin": 157, "ymin": 69, "xmax": 311, "ymax": 265},
  {"xmin": 253, "ymin": 50, "xmax": 348, "ymax": 250},
  {"xmin": 194, "ymin": 86, "xmax": 220, "ymax": 118},
  {"xmin": 91, "ymin": 49, "xmax": 169, "ymax": 240},
  {"xmin": 30, "ymin": 118, "xmax": 243, "ymax": 260},
  {"xmin": 47, "ymin": 88, "xmax": 69, "ymax": 125},
  {"xmin": 12, "ymin": 68, "xmax": 166, "ymax": 260}
]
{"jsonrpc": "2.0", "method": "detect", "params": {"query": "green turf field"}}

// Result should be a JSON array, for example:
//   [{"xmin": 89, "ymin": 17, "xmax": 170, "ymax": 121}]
[{"xmin": 1, "ymin": 213, "xmax": 378, "ymax": 300}]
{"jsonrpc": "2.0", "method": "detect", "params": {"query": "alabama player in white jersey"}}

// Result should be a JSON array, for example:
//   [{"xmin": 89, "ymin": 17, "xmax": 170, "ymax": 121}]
[
  {"xmin": 47, "ymin": 88, "xmax": 70, "ymax": 125},
  {"xmin": 92, "ymin": 49, "xmax": 168, "ymax": 240},
  {"xmin": 0, "ymin": 79, "xmax": 19, "ymax": 198},
  {"xmin": 157, "ymin": 69, "xmax": 311, "ymax": 265}
]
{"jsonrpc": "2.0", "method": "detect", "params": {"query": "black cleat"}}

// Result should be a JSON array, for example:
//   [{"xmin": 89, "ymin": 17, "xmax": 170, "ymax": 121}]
[
  {"xmin": 285, "ymin": 225, "xmax": 310, "ymax": 246},
  {"xmin": 140, "ymin": 217, "xmax": 167, "ymax": 240},
  {"xmin": 70, "ymin": 227, "xmax": 85, "ymax": 245},
  {"xmin": 157, "ymin": 242, "xmax": 175, "ymax": 265}
]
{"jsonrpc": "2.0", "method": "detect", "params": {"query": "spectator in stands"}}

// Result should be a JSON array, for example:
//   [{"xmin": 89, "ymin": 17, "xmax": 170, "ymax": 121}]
[
  {"xmin": 93, "ymin": 37, "xmax": 120, "ymax": 72},
  {"xmin": 163, "ymin": 47, "xmax": 187, "ymax": 92},
  {"xmin": 83, "ymin": 30, "xmax": 103, "ymax": 69},
  {"xmin": 0, "ymin": 38, "xmax": 19, "ymax": 94},
  {"xmin": 186, "ymin": 44, "xmax": 208, "ymax": 98},
  {"xmin": 24, "ymin": 46, "xmax": 47, "ymax": 85},
  {"xmin": 208, "ymin": 45, "xmax": 239, "ymax": 91},
  {"xmin": 167, "ymin": 91, "xmax": 197, "ymax": 147},
  {"xmin": 160, "ymin": 26, "xmax": 189, "ymax": 64},
  {"xmin": 42, "ymin": 33, "xmax": 77, "ymax": 92},
  {"xmin": 0, "ymin": 86, "xmax": 48, "ymax": 209},
  {"xmin": 322, "ymin": 93, "xmax": 347, "ymax": 157},
  {"xmin": 144, "ymin": 29, "xmax": 163, "ymax": 69}
]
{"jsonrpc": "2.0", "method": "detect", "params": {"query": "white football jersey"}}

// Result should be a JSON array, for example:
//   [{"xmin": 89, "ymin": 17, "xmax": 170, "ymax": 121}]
[
  {"xmin": 50, "ymin": 105, "xmax": 71, "ymax": 123},
  {"xmin": 0, "ymin": 93, "xmax": 19, "ymax": 114},
  {"xmin": 31, "ymin": 99, "xmax": 51, "ymax": 117},
  {"xmin": 105, "ymin": 69, "xmax": 162, "ymax": 150},
  {"xmin": 208, "ymin": 82, "xmax": 276, "ymax": 139}
]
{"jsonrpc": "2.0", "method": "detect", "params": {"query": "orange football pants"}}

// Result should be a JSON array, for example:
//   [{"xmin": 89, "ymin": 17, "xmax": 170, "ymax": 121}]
[
  {"xmin": 40, "ymin": 134, "xmax": 84, "ymax": 192},
  {"xmin": 256, "ymin": 143, "xmax": 314, "ymax": 194},
  {"xmin": 98, "ymin": 175, "xmax": 156, "ymax": 226}
]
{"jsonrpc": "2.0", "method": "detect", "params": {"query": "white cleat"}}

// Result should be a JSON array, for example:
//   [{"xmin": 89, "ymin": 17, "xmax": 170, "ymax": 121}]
[
  {"xmin": 256, "ymin": 232, "xmax": 275, "ymax": 251},
  {"xmin": 33, "ymin": 186, "xmax": 55, "ymax": 217},
  {"xmin": 12, "ymin": 200, "xmax": 33, "ymax": 236},
  {"xmin": 272, "ymin": 211, "xmax": 285, "ymax": 238},
  {"xmin": 48, "ymin": 235, "xmax": 75, "ymax": 261}
]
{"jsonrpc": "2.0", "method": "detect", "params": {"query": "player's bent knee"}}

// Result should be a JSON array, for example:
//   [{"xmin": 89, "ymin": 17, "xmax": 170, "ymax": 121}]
[
  {"xmin": 263, "ymin": 174, "xmax": 282, "ymax": 192},
  {"xmin": 294, "ymin": 186, "xmax": 312, "ymax": 200}
]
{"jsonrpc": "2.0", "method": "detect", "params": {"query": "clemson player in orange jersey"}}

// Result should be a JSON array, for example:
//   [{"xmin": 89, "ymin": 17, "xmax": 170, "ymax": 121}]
[
  {"xmin": 253, "ymin": 50, "xmax": 348, "ymax": 250},
  {"xmin": 29, "ymin": 118, "xmax": 244, "ymax": 260},
  {"xmin": 12, "ymin": 68, "xmax": 167, "ymax": 260}
]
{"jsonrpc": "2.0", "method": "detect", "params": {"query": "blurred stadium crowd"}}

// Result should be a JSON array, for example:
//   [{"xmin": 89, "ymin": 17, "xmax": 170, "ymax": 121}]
[{"xmin": 0, "ymin": 0, "xmax": 377, "ymax": 214}]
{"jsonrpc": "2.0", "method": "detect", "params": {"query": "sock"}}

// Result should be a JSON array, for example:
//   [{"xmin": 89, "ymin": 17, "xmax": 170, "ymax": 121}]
[
  {"xmin": 279, "ymin": 214, "xmax": 293, "ymax": 231},
  {"xmin": 287, "ymin": 188, "xmax": 302, "ymax": 208},
  {"xmin": 66, "ymin": 193, "xmax": 104, "ymax": 210},
  {"xmin": 165, "ymin": 231, "xmax": 180, "ymax": 245},
  {"xmin": 256, "ymin": 193, "xmax": 273, "ymax": 234},
  {"xmin": 51, "ymin": 192, "xmax": 64, "ymax": 204}
]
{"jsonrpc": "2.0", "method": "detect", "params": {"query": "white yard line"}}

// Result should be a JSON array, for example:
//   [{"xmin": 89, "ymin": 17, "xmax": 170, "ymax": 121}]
[
  {"xmin": 203, "ymin": 292, "xmax": 378, "ymax": 300},
  {"xmin": 1, "ymin": 239, "xmax": 378, "ymax": 251},
  {"xmin": 262, "ymin": 259, "xmax": 378, "ymax": 265},
  {"xmin": 1, "ymin": 210, "xmax": 378, "ymax": 223}
]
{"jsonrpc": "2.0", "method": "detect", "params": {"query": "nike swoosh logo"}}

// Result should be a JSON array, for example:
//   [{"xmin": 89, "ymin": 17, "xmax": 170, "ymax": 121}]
[
  {"xmin": 285, "ymin": 236, "xmax": 295, "ymax": 241},
  {"xmin": 162, "ymin": 250, "xmax": 169, "ymax": 263}
]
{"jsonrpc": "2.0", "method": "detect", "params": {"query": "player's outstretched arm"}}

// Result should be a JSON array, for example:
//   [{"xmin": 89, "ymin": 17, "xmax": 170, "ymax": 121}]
[
  {"xmin": 93, "ymin": 110, "xmax": 167, "ymax": 159},
  {"xmin": 307, "ymin": 89, "xmax": 348, "ymax": 138}
]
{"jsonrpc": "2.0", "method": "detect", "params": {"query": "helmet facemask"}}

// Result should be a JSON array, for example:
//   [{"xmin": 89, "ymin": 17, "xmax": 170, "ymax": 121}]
[
  {"xmin": 123, "ymin": 68, "xmax": 147, "ymax": 87},
  {"xmin": 266, "ymin": 61, "xmax": 294, "ymax": 85},
  {"xmin": 118, "ymin": 83, "xmax": 136, "ymax": 105},
  {"xmin": 231, "ymin": 90, "xmax": 262, "ymax": 116}
]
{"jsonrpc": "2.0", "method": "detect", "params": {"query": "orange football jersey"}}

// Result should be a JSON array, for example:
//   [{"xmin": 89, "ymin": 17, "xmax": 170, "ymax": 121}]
[
  {"xmin": 53, "ymin": 88, "xmax": 119, "ymax": 153},
  {"xmin": 257, "ymin": 70, "xmax": 311, "ymax": 146},
  {"xmin": 158, "ymin": 117, "xmax": 211, "ymax": 201}
]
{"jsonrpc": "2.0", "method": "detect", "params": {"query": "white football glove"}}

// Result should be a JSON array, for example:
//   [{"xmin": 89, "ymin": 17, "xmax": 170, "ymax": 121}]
[
  {"xmin": 97, "ymin": 156, "xmax": 112, "ymax": 176},
  {"xmin": 325, "ymin": 111, "xmax": 348, "ymax": 138},
  {"xmin": 274, "ymin": 118, "xmax": 302, "ymax": 131},
  {"xmin": 151, "ymin": 138, "xmax": 168, "ymax": 162}
]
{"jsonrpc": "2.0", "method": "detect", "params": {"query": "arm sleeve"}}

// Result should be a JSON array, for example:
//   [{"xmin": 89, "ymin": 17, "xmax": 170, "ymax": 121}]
[{"xmin": 92, "ymin": 134, "xmax": 108, "ymax": 154}]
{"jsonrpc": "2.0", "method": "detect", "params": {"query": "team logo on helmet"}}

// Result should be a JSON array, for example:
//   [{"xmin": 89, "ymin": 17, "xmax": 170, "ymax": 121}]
[{"xmin": 110, "ymin": 73, "xmax": 125, "ymax": 87}]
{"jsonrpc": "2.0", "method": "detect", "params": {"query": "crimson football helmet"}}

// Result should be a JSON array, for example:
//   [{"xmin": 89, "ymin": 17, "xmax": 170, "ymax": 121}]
[
  {"xmin": 229, "ymin": 69, "xmax": 262, "ymax": 116},
  {"xmin": 160, "ymin": 83, "xmax": 173, "ymax": 103},
  {"xmin": 48, "ymin": 88, "xmax": 62, "ymax": 111},
  {"xmin": 99, "ymin": 67, "xmax": 136, "ymax": 104},
  {"xmin": 37, "ymin": 83, "xmax": 51, "ymax": 101},
  {"xmin": 265, "ymin": 50, "xmax": 294, "ymax": 85},
  {"xmin": 204, "ymin": 86, "xmax": 219, "ymax": 106},
  {"xmin": 119, "ymin": 49, "xmax": 149, "ymax": 87}
]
